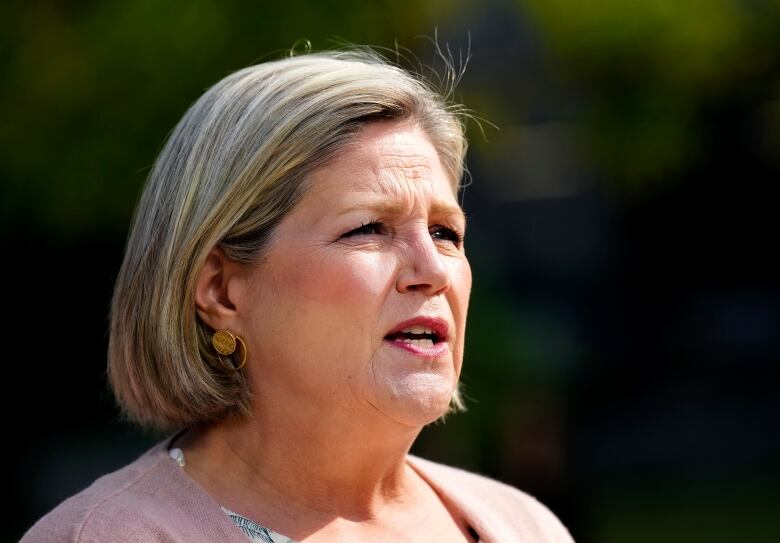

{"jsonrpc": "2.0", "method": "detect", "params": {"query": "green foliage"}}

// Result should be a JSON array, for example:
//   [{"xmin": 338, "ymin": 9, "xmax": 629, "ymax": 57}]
[
  {"xmin": 7, "ymin": 0, "xmax": 780, "ymax": 232},
  {"xmin": 521, "ymin": 0, "xmax": 780, "ymax": 188},
  {"xmin": 590, "ymin": 477, "xmax": 780, "ymax": 542},
  {"xmin": 0, "ymin": 0, "xmax": 440, "ymax": 237}
]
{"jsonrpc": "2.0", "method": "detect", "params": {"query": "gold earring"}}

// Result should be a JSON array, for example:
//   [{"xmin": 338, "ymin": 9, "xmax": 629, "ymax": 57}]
[{"xmin": 211, "ymin": 329, "xmax": 247, "ymax": 372}]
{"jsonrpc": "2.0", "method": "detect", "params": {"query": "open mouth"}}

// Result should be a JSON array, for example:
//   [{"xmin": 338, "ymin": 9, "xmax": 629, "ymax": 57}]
[
  {"xmin": 383, "ymin": 317, "xmax": 450, "ymax": 357},
  {"xmin": 385, "ymin": 326, "xmax": 443, "ymax": 348}
]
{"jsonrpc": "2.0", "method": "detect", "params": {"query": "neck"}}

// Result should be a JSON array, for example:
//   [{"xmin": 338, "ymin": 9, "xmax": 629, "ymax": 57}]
[{"xmin": 179, "ymin": 400, "xmax": 426, "ymax": 521}]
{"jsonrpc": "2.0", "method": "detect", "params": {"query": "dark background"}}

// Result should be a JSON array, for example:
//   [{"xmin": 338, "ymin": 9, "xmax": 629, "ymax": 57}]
[{"xmin": 2, "ymin": 1, "xmax": 779, "ymax": 541}]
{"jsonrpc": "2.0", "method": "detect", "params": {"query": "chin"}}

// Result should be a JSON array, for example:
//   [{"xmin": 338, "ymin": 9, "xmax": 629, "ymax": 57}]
[{"xmin": 379, "ymin": 375, "xmax": 455, "ymax": 427}]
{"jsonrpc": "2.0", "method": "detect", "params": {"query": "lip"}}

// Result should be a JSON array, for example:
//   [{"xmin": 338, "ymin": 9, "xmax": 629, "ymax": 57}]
[{"xmin": 384, "ymin": 316, "xmax": 451, "ymax": 358}]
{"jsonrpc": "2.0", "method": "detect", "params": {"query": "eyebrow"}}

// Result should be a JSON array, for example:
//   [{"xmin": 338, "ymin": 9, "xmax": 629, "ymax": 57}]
[{"xmin": 338, "ymin": 200, "xmax": 467, "ymax": 223}]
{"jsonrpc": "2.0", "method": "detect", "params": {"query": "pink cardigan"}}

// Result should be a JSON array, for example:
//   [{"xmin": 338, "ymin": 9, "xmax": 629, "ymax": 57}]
[{"xmin": 22, "ymin": 438, "xmax": 574, "ymax": 542}]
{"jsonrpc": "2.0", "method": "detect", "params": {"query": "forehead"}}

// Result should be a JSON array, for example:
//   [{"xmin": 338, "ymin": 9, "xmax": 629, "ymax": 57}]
[{"xmin": 306, "ymin": 122, "xmax": 460, "ymax": 204}]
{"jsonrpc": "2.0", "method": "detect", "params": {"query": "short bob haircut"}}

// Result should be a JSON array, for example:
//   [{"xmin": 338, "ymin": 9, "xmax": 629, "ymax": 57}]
[{"xmin": 108, "ymin": 49, "xmax": 469, "ymax": 431}]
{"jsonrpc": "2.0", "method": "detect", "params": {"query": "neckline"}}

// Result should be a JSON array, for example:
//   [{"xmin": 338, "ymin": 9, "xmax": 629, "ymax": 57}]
[
  {"xmin": 405, "ymin": 456, "xmax": 482, "ymax": 543},
  {"xmin": 161, "ymin": 434, "xmax": 480, "ymax": 542}
]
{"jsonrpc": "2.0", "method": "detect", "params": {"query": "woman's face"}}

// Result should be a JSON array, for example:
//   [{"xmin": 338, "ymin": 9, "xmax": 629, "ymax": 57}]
[{"xmin": 236, "ymin": 121, "xmax": 471, "ymax": 427}]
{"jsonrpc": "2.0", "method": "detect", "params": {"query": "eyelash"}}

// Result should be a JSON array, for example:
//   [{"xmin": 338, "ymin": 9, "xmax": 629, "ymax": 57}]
[
  {"xmin": 342, "ymin": 221, "xmax": 464, "ymax": 246},
  {"xmin": 344, "ymin": 220, "xmax": 386, "ymax": 237},
  {"xmin": 431, "ymin": 225, "xmax": 464, "ymax": 245}
]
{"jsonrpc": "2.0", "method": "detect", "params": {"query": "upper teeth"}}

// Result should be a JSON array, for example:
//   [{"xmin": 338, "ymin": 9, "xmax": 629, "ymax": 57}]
[{"xmin": 400, "ymin": 326, "xmax": 435, "ymax": 335}]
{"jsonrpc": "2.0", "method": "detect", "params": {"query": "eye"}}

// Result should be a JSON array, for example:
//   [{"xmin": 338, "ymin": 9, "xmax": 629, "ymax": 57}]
[
  {"xmin": 430, "ymin": 225, "xmax": 464, "ymax": 245},
  {"xmin": 341, "ymin": 220, "xmax": 385, "ymax": 238}
]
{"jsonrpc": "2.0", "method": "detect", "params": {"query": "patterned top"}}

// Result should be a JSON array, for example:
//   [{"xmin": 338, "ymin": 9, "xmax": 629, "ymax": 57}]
[{"xmin": 169, "ymin": 448, "xmax": 297, "ymax": 542}]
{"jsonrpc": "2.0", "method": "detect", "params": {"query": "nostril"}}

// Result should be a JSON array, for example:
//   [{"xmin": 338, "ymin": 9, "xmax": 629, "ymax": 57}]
[{"xmin": 396, "ymin": 255, "xmax": 451, "ymax": 295}]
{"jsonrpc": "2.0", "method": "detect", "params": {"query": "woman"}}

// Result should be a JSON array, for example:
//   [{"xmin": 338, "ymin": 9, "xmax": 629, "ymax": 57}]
[{"xmin": 23, "ymin": 50, "xmax": 573, "ymax": 542}]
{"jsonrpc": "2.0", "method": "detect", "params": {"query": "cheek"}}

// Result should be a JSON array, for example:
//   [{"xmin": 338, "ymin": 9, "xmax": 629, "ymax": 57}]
[
  {"xmin": 281, "ymin": 250, "xmax": 396, "ymax": 316},
  {"xmin": 451, "ymin": 258, "xmax": 472, "ymax": 316},
  {"xmin": 246, "ymin": 251, "xmax": 399, "ymax": 389},
  {"xmin": 450, "ymin": 258, "xmax": 472, "ymax": 365}
]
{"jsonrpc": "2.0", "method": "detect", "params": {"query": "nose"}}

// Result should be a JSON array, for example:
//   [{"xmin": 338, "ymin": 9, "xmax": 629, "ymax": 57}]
[{"xmin": 396, "ymin": 232, "xmax": 451, "ymax": 297}]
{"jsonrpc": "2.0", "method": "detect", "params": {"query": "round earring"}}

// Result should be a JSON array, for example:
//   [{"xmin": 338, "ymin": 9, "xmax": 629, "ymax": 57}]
[{"xmin": 211, "ymin": 329, "xmax": 247, "ymax": 372}]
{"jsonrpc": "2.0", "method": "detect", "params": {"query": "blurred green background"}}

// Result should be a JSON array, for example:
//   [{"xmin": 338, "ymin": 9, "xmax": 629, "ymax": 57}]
[{"xmin": 3, "ymin": 1, "xmax": 779, "ymax": 541}]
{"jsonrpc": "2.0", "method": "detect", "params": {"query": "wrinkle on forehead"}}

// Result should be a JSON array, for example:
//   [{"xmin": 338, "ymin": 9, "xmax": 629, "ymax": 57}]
[
  {"xmin": 364, "ymin": 163, "xmax": 435, "ymax": 207},
  {"xmin": 298, "ymin": 123, "xmax": 461, "ymax": 221},
  {"xmin": 346, "ymin": 130, "xmax": 457, "ymax": 199}
]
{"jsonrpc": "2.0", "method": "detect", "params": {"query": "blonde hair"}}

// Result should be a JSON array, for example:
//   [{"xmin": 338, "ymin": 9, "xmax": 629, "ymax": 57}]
[{"xmin": 108, "ymin": 50, "xmax": 468, "ymax": 431}]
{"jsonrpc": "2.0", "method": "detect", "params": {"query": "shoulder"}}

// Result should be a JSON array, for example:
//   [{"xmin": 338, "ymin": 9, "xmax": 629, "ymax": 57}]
[
  {"xmin": 21, "ymin": 440, "xmax": 207, "ymax": 543},
  {"xmin": 407, "ymin": 455, "xmax": 574, "ymax": 542}
]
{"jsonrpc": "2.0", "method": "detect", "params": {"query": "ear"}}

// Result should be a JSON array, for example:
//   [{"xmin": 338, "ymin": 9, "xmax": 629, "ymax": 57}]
[{"xmin": 194, "ymin": 246, "xmax": 242, "ymax": 331}]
